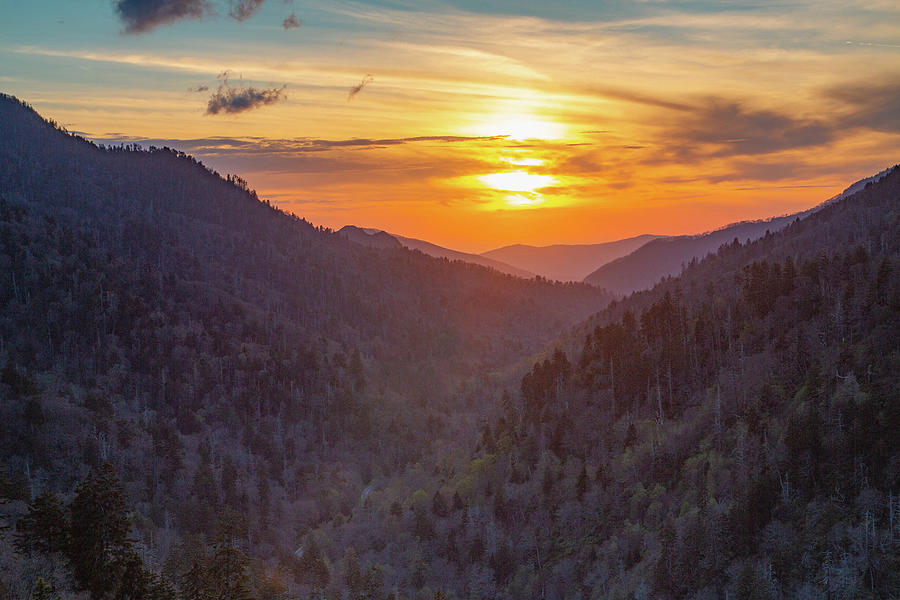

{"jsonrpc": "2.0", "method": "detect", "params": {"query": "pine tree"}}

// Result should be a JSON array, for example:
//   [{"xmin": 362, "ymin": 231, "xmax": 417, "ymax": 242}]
[
  {"xmin": 179, "ymin": 560, "xmax": 210, "ymax": 600},
  {"xmin": 114, "ymin": 549, "xmax": 176, "ymax": 600},
  {"xmin": 576, "ymin": 464, "xmax": 589, "ymax": 500},
  {"xmin": 735, "ymin": 561, "xmax": 766, "ymax": 600},
  {"xmin": 30, "ymin": 577, "xmax": 54, "ymax": 600},
  {"xmin": 295, "ymin": 539, "xmax": 330, "ymax": 589},
  {"xmin": 15, "ymin": 491, "xmax": 67, "ymax": 555},
  {"xmin": 67, "ymin": 463, "xmax": 132, "ymax": 598},
  {"xmin": 208, "ymin": 514, "xmax": 253, "ymax": 600},
  {"xmin": 431, "ymin": 490, "xmax": 448, "ymax": 517}
]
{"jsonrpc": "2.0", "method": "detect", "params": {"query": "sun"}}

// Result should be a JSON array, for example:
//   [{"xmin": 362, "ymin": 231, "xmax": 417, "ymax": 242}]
[
  {"xmin": 466, "ymin": 110, "xmax": 567, "ymax": 141},
  {"xmin": 490, "ymin": 117, "xmax": 566, "ymax": 141},
  {"xmin": 478, "ymin": 171, "xmax": 558, "ymax": 192}
]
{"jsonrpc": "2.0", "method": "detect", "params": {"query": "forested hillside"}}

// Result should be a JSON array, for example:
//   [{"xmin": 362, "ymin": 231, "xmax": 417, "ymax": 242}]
[
  {"xmin": 1, "ymin": 93, "xmax": 898, "ymax": 600},
  {"xmin": 296, "ymin": 167, "xmax": 900, "ymax": 599},
  {"xmin": 583, "ymin": 212, "xmax": 820, "ymax": 295},
  {"xmin": 0, "ymin": 95, "xmax": 612, "ymax": 598}
]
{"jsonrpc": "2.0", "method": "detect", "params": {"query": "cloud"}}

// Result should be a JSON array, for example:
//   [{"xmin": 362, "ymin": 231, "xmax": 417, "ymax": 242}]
[
  {"xmin": 89, "ymin": 134, "xmax": 509, "ymax": 155},
  {"xmin": 828, "ymin": 77, "xmax": 900, "ymax": 132},
  {"xmin": 188, "ymin": 84, "xmax": 209, "ymax": 92},
  {"xmin": 206, "ymin": 72, "xmax": 286, "ymax": 115},
  {"xmin": 115, "ymin": 0, "xmax": 212, "ymax": 34},
  {"xmin": 282, "ymin": 12, "xmax": 302, "ymax": 29},
  {"xmin": 348, "ymin": 74, "xmax": 373, "ymax": 101},
  {"xmin": 666, "ymin": 99, "xmax": 835, "ymax": 158},
  {"xmin": 229, "ymin": 0, "xmax": 265, "ymax": 22}
]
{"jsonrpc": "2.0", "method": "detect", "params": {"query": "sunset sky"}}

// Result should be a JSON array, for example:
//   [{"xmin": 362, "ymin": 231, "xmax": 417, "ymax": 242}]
[{"xmin": 2, "ymin": 0, "xmax": 898, "ymax": 252}]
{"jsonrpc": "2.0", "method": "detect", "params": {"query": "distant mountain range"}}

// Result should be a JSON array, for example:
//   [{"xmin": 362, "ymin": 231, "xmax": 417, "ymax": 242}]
[
  {"xmin": 344, "ymin": 168, "xmax": 895, "ymax": 297},
  {"xmin": 482, "ymin": 235, "xmax": 665, "ymax": 282},
  {"xmin": 584, "ymin": 169, "xmax": 894, "ymax": 295},
  {"xmin": 337, "ymin": 225, "xmax": 535, "ymax": 278}
]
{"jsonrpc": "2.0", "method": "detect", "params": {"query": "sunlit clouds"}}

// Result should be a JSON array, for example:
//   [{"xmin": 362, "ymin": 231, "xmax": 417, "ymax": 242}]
[{"xmin": 2, "ymin": 0, "xmax": 899, "ymax": 251}]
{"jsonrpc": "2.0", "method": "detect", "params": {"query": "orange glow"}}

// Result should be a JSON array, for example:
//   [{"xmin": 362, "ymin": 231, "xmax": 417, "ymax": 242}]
[
  {"xmin": 474, "ymin": 116, "xmax": 566, "ymax": 141},
  {"xmin": 478, "ymin": 171, "xmax": 557, "ymax": 193},
  {"xmin": 500, "ymin": 156, "xmax": 545, "ymax": 166},
  {"xmin": 14, "ymin": 1, "xmax": 896, "ymax": 254}
]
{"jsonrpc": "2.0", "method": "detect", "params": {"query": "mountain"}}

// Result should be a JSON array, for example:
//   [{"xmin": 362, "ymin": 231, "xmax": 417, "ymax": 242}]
[
  {"xmin": 584, "ymin": 170, "xmax": 894, "ymax": 295},
  {"xmin": 2, "ymin": 91, "xmax": 897, "ymax": 599},
  {"xmin": 483, "ymin": 234, "xmax": 664, "ymax": 282},
  {"xmin": 337, "ymin": 224, "xmax": 403, "ymax": 249},
  {"xmin": 822, "ymin": 166, "xmax": 893, "ymax": 206},
  {"xmin": 0, "ymin": 94, "xmax": 614, "ymax": 597},
  {"xmin": 308, "ymin": 163, "xmax": 900, "ymax": 599},
  {"xmin": 390, "ymin": 232, "xmax": 534, "ymax": 278},
  {"xmin": 338, "ymin": 226, "xmax": 534, "ymax": 278}
]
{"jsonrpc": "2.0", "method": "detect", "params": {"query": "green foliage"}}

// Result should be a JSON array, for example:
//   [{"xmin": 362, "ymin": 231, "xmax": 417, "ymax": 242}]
[{"xmin": 30, "ymin": 577, "xmax": 54, "ymax": 600}]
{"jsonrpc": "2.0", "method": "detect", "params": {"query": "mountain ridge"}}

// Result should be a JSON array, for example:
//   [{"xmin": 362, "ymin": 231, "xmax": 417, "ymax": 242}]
[
  {"xmin": 583, "ymin": 168, "xmax": 895, "ymax": 295},
  {"xmin": 482, "ymin": 234, "xmax": 666, "ymax": 282},
  {"xmin": 337, "ymin": 225, "xmax": 535, "ymax": 278}
]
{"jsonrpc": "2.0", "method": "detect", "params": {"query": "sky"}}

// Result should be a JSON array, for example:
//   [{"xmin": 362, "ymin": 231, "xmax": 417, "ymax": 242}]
[{"xmin": 1, "ymin": 0, "xmax": 898, "ymax": 253}]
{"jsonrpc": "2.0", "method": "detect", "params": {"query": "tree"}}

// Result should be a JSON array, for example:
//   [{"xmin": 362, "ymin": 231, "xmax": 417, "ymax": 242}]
[
  {"xmin": 576, "ymin": 464, "xmax": 589, "ymax": 501},
  {"xmin": 734, "ymin": 561, "xmax": 767, "ymax": 600},
  {"xmin": 30, "ymin": 577, "xmax": 55, "ymax": 600},
  {"xmin": 624, "ymin": 423, "xmax": 637, "ymax": 450},
  {"xmin": 295, "ymin": 539, "xmax": 330, "ymax": 589},
  {"xmin": 207, "ymin": 514, "xmax": 253, "ymax": 600},
  {"xmin": 179, "ymin": 560, "xmax": 210, "ymax": 600},
  {"xmin": 114, "ymin": 549, "xmax": 177, "ymax": 600},
  {"xmin": 15, "ymin": 491, "xmax": 68, "ymax": 555},
  {"xmin": 67, "ymin": 463, "xmax": 132, "ymax": 598},
  {"xmin": 432, "ymin": 490, "xmax": 448, "ymax": 517}
]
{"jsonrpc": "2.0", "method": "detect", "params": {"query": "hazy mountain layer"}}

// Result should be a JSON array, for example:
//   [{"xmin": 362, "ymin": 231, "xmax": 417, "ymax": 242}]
[
  {"xmin": 338, "ymin": 225, "xmax": 534, "ymax": 278},
  {"xmin": 483, "ymin": 234, "xmax": 664, "ymax": 282},
  {"xmin": 584, "ymin": 170, "xmax": 893, "ymax": 295}
]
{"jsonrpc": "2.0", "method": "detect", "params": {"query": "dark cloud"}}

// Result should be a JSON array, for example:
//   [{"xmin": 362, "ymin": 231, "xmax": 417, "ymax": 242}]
[
  {"xmin": 669, "ymin": 99, "xmax": 835, "ymax": 158},
  {"xmin": 206, "ymin": 73, "xmax": 286, "ymax": 115},
  {"xmin": 828, "ymin": 78, "xmax": 900, "ymax": 133},
  {"xmin": 578, "ymin": 84, "xmax": 694, "ymax": 112},
  {"xmin": 229, "ymin": 0, "xmax": 265, "ymax": 22},
  {"xmin": 348, "ymin": 74, "xmax": 373, "ymax": 101},
  {"xmin": 188, "ymin": 85, "xmax": 209, "ymax": 92},
  {"xmin": 115, "ymin": 0, "xmax": 212, "ymax": 34},
  {"xmin": 282, "ymin": 12, "xmax": 302, "ymax": 29}
]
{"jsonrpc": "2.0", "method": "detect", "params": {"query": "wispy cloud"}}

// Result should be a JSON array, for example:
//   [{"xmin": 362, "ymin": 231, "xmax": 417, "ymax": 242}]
[{"xmin": 347, "ymin": 74, "xmax": 373, "ymax": 101}]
